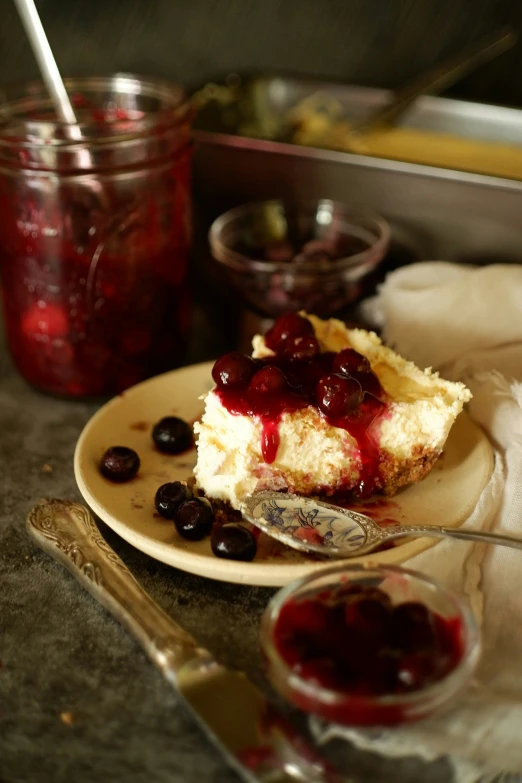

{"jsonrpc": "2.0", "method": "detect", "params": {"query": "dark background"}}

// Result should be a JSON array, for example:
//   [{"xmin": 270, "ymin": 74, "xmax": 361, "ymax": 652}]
[{"xmin": 1, "ymin": 0, "xmax": 522, "ymax": 107}]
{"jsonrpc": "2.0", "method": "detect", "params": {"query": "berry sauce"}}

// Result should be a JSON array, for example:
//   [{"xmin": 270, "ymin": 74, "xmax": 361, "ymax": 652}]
[
  {"xmin": 272, "ymin": 585, "xmax": 465, "ymax": 725},
  {"xmin": 0, "ymin": 119, "xmax": 192, "ymax": 397},
  {"xmin": 212, "ymin": 315, "xmax": 388, "ymax": 496}
]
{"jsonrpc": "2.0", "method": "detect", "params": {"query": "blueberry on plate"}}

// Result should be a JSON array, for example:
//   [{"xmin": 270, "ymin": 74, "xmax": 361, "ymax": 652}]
[
  {"xmin": 100, "ymin": 446, "xmax": 140, "ymax": 482},
  {"xmin": 155, "ymin": 481, "xmax": 193, "ymax": 519},
  {"xmin": 174, "ymin": 497, "xmax": 215, "ymax": 541},
  {"xmin": 152, "ymin": 416, "xmax": 193, "ymax": 454},
  {"xmin": 211, "ymin": 523, "xmax": 257, "ymax": 561}
]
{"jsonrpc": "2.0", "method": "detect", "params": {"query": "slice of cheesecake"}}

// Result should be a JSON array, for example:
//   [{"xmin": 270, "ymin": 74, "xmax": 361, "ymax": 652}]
[{"xmin": 194, "ymin": 312, "xmax": 471, "ymax": 510}]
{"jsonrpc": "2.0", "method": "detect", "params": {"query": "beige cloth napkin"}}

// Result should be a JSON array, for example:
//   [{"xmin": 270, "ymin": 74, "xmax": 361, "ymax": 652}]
[{"xmin": 312, "ymin": 262, "xmax": 522, "ymax": 782}]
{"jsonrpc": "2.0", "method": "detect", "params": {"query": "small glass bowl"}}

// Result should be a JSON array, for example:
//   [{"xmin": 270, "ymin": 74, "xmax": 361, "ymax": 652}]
[
  {"xmin": 208, "ymin": 199, "xmax": 390, "ymax": 318},
  {"xmin": 260, "ymin": 564, "xmax": 480, "ymax": 727}
]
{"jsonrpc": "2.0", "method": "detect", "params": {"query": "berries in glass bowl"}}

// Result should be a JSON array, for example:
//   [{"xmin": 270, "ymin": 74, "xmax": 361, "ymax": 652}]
[
  {"xmin": 208, "ymin": 200, "xmax": 390, "ymax": 318},
  {"xmin": 260, "ymin": 564, "xmax": 480, "ymax": 726}
]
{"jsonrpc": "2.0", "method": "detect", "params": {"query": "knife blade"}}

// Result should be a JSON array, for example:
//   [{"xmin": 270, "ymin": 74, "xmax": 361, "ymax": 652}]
[{"xmin": 27, "ymin": 499, "xmax": 346, "ymax": 783}]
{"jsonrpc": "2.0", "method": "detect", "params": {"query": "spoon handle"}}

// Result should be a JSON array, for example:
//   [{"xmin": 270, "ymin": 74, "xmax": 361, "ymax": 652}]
[
  {"xmin": 387, "ymin": 524, "xmax": 522, "ymax": 551},
  {"xmin": 350, "ymin": 26, "xmax": 516, "ymax": 135}
]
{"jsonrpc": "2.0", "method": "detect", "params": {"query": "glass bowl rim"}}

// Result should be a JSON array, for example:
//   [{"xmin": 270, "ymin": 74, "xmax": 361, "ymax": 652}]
[
  {"xmin": 208, "ymin": 198, "xmax": 391, "ymax": 275},
  {"xmin": 261, "ymin": 562, "xmax": 481, "ymax": 711}
]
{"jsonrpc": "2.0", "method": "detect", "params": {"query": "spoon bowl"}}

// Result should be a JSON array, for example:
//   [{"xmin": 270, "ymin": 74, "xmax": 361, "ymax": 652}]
[{"xmin": 241, "ymin": 491, "xmax": 522, "ymax": 557}]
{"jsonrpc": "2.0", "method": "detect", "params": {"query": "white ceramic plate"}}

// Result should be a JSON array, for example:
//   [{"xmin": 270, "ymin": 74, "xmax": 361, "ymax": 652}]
[{"xmin": 74, "ymin": 361, "xmax": 494, "ymax": 587}]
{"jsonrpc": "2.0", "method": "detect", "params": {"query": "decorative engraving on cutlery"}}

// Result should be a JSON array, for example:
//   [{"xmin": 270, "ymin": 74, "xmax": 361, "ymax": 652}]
[
  {"xmin": 27, "ymin": 499, "xmax": 343, "ymax": 782},
  {"xmin": 28, "ymin": 499, "xmax": 201, "ymax": 669},
  {"xmin": 28, "ymin": 499, "xmax": 127, "ymax": 577},
  {"xmin": 242, "ymin": 491, "xmax": 522, "ymax": 558}
]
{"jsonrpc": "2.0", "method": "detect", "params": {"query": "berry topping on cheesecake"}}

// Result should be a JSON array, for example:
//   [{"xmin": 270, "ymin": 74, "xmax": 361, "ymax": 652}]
[{"xmin": 194, "ymin": 313, "xmax": 471, "ymax": 508}]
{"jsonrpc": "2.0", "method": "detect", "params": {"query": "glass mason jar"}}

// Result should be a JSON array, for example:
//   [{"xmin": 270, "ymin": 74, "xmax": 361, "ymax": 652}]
[{"xmin": 0, "ymin": 74, "xmax": 193, "ymax": 397}]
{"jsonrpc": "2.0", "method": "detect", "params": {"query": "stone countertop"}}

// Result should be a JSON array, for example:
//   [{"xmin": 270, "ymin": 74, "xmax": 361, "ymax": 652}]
[{"xmin": 0, "ymin": 333, "xmax": 457, "ymax": 783}]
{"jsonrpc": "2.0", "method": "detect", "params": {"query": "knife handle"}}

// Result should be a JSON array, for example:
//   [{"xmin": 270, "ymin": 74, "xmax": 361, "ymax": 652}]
[
  {"xmin": 26, "ymin": 499, "xmax": 211, "ymax": 681},
  {"xmin": 27, "ymin": 499, "xmax": 345, "ymax": 783}
]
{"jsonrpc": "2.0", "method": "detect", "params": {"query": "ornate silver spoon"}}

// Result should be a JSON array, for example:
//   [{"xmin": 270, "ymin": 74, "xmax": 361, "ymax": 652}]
[{"xmin": 240, "ymin": 491, "xmax": 522, "ymax": 558}]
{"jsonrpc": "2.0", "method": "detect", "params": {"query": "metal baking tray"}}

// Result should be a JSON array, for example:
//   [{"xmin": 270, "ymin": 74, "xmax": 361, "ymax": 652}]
[{"xmin": 193, "ymin": 76, "xmax": 522, "ymax": 263}]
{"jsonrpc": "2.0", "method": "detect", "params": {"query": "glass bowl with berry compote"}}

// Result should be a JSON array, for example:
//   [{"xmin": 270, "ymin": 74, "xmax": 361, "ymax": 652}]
[
  {"xmin": 209, "ymin": 199, "xmax": 390, "ymax": 318},
  {"xmin": 261, "ymin": 564, "xmax": 480, "ymax": 727},
  {"xmin": 0, "ymin": 74, "xmax": 193, "ymax": 397}
]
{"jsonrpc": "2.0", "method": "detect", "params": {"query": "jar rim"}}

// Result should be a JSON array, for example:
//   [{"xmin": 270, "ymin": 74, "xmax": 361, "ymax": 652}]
[{"xmin": 0, "ymin": 73, "xmax": 193, "ymax": 144}]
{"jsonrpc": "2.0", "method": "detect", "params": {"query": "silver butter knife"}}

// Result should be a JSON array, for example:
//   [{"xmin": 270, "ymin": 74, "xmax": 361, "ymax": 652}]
[{"xmin": 27, "ymin": 499, "xmax": 345, "ymax": 783}]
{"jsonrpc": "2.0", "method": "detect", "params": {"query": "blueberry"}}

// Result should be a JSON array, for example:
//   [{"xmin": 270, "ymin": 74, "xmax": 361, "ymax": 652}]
[
  {"xmin": 316, "ymin": 373, "xmax": 363, "ymax": 417},
  {"xmin": 154, "ymin": 481, "xmax": 193, "ymax": 519},
  {"xmin": 250, "ymin": 365, "xmax": 288, "ymax": 393},
  {"xmin": 211, "ymin": 523, "xmax": 257, "ymax": 561},
  {"xmin": 332, "ymin": 348, "xmax": 371, "ymax": 376},
  {"xmin": 100, "ymin": 446, "xmax": 140, "ymax": 482},
  {"xmin": 174, "ymin": 497, "xmax": 214, "ymax": 541},
  {"xmin": 265, "ymin": 313, "xmax": 314, "ymax": 351},
  {"xmin": 284, "ymin": 334, "xmax": 320, "ymax": 361},
  {"xmin": 211, "ymin": 352, "xmax": 256, "ymax": 389},
  {"xmin": 152, "ymin": 416, "xmax": 193, "ymax": 454}
]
